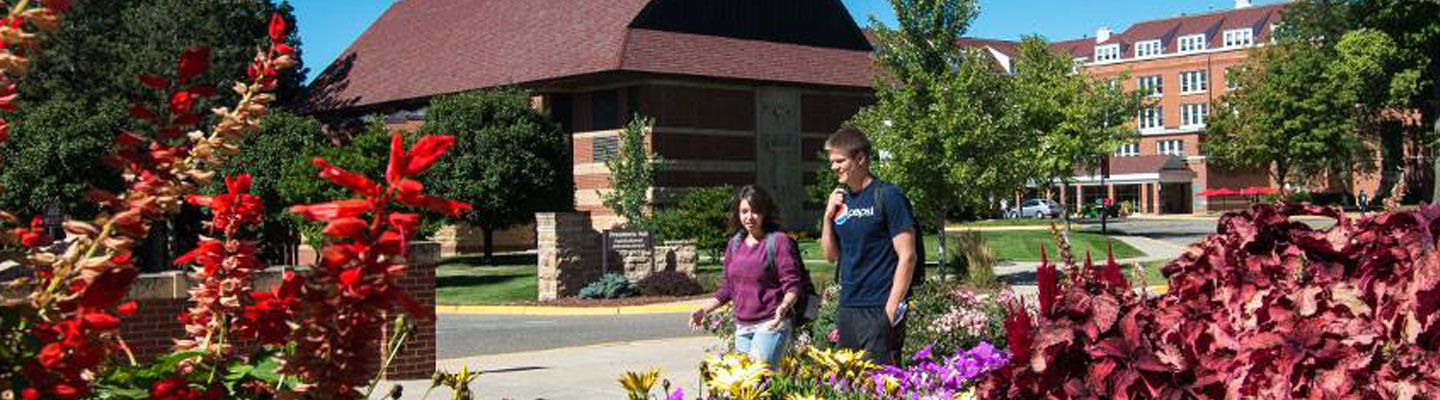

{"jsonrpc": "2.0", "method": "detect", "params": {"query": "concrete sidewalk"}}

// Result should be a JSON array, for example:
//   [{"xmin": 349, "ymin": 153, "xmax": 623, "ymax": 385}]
[
  {"xmin": 437, "ymin": 298, "xmax": 709, "ymax": 316},
  {"xmin": 372, "ymin": 336, "xmax": 719, "ymax": 400}
]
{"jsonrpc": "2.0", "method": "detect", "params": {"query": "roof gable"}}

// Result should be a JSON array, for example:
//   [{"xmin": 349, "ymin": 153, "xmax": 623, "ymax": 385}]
[{"xmin": 629, "ymin": 0, "xmax": 872, "ymax": 51}]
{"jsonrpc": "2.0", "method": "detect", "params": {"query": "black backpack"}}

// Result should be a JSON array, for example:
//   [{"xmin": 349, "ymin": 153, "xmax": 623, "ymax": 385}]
[{"xmin": 726, "ymin": 231, "xmax": 822, "ymax": 326}]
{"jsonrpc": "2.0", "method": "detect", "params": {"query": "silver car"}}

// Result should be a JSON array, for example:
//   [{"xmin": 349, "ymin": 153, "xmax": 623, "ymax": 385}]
[{"xmin": 1019, "ymin": 199, "xmax": 1062, "ymax": 218}]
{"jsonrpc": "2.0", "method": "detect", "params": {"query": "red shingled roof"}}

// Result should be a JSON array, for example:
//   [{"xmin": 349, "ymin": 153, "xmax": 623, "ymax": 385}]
[{"xmin": 303, "ymin": 0, "xmax": 874, "ymax": 113}]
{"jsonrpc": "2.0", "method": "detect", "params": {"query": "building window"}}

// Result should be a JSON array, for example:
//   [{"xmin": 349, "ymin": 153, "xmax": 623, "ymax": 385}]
[
  {"xmin": 1135, "ymin": 40, "xmax": 1163, "ymax": 57},
  {"xmin": 1158, "ymin": 140, "xmax": 1185, "ymax": 156},
  {"xmin": 1138, "ymin": 75, "xmax": 1163, "ymax": 97},
  {"xmin": 1138, "ymin": 106, "xmax": 1164, "ymax": 131},
  {"xmin": 1181, "ymin": 103, "xmax": 1210, "ymax": 127},
  {"xmin": 1095, "ymin": 44, "xmax": 1120, "ymax": 62},
  {"xmin": 591, "ymin": 89, "xmax": 620, "ymax": 130},
  {"xmin": 1223, "ymin": 28, "xmax": 1254, "ymax": 47},
  {"xmin": 1179, "ymin": 34, "xmax": 1207, "ymax": 53},
  {"xmin": 1115, "ymin": 142, "xmax": 1140, "ymax": 157},
  {"xmin": 1180, "ymin": 70, "xmax": 1208, "ymax": 94},
  {"xmin": 592, "ymin": 136, "xmax": 619, "ymax": 162}
]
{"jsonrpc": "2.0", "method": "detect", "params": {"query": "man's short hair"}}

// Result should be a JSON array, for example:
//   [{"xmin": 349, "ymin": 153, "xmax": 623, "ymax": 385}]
[{"xmin": 825, "ymin": 128, "xmax": 872, "ymax": 159}]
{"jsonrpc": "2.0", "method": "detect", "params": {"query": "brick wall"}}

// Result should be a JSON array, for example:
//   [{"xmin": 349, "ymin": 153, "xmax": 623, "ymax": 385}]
[{"xmin": 118, "ymin": 242, "xmax": 439, "ymax": 380}]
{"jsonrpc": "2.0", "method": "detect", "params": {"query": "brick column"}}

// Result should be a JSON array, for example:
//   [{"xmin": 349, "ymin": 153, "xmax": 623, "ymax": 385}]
[
  {"xmin": 1152, "ymin": 183, "xmax": 1163, "ymax": 214},
  {"xmin": 1140, "ymin": 183, "xmax": 1151, "ymax": 215},
  {"xmin": 1075, "ymin": 185, "xmax": 1085, "ymax": 210},
  {"xmin": 1106, "ymin": 184, "xmax": 1116, "ymax": 203},
  {"xmin": 380, "ymin": 241, "xmax": 440, "ymax": 380},
  {"xmin": 1058, "ymin": 185, "xmax": 1068, "ymax": 209}
]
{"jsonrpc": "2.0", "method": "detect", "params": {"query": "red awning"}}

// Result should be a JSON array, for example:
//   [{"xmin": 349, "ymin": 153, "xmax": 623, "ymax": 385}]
[
  {"xmin": 1238, "ymin": 186, "xmax": 1277, "ymax": 195},
  {"xmin": 1198, "ymin": 189, "xmax": 1239, "ymax": 197}
]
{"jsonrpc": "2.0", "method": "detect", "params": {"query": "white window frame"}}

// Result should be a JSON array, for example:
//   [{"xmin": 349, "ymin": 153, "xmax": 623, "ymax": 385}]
[
  {"xmin": 1135, "ymin": 40, "xmax": 1163, "ymax": 58},
  {"xmin": 1095, "ymin": 44, "xmax": 1121, "ymax": 62},
  {"xmin": 1181, "ymin": 103, "xmax": 1210, "ymax": 128},
  {"xmin": 1180, "ymin": 70, "xmax": 1208, "ymax": 94},
  {"xmin": 1138, "ymin": 75, "xmax": 1163, "ymax": 97},
  {"xmin": 1178, "ymin": 34, "xmax": 1207, "ymax": 53},
  {"xmin": 1223, "ymin": 28, "xmax": 1254, "ymax": 48},
  {"xmin": 1158, "ymin": 140, "xmax": 1185, "ymax": 156},
  {"xmin": 1115, "ymin": 143, "xmax": 1140, "ymax": 157},
  {"xmin": 1138, "ymin": 106, "xmax": 1164, "ymax": 132}
]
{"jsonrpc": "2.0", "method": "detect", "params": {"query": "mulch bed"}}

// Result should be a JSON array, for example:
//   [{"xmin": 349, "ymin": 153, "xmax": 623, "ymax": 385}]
[{"xmin": 506, "ymin": 294, "xmax": 709, "ymax": 307}]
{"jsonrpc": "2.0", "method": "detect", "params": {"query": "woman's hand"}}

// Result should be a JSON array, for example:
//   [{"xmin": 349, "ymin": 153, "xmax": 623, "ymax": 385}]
[
  {"xmin": 688, "ymin": 309, "xmax": 706, "ymax": 331},
  {"xmin": 763, "ymin": 307, "xmax": 789, "ymax": 330}
]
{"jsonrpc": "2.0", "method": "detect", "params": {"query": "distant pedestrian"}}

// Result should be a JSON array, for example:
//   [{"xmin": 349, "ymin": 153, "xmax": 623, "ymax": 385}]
[
  {"xmin": 819, "ymin": 128, "xmax": 921, "ymax": 365},
  {"xmin": 689, "ymin": 185, "xmax": 805, "ymax": 369}
]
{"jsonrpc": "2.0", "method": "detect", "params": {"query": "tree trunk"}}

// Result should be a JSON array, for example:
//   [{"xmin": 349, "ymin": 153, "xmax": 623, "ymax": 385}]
[
  {"xmin": 482, "ymin": 225, "xmax": 495, "ymax": 265},
  {"xmin": 1274, "ymin": 159, "xmax": 1291, "ymax": 196},
  {"xmin": 1375, "ymin": 120, "xmax": 1403, "ymax": 207},
  {"xmin": 936, "ymin": 209, "xmax": 947, "ymax": 282},
  {"xmin": 1430, "ymin": 63, "xmax": 1440, "ymax": 203}
]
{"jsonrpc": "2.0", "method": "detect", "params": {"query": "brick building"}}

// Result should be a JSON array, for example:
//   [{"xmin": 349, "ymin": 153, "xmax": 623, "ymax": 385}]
[
  {"xmin": 302, "ymin": 0, "xmax": 875, "ymax": 234},
  {"xmin": 962, "ymin": 0, "xmax": 1292, "ymax": 214}
]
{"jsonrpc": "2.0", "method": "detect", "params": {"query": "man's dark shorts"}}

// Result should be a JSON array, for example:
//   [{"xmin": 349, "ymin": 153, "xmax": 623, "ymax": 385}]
[{"xmin": 836, "ymin": 305, "xmax": 906, "ymax": 365}]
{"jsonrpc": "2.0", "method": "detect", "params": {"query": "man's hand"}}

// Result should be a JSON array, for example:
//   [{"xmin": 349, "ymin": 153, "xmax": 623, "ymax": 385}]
[
  {"xmin": 825, "ymin": 188, "xmax": 846, "ymax": 220},
  {"xmin": 885, "ymin": 299, "xmax": 899, "ymax": 326}
]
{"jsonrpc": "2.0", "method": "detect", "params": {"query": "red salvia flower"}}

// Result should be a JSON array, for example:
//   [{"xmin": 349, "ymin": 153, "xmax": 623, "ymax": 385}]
[
  {"xmin": 177, "ymin": 47, "xmax": 211, "ymax": 79},
  {"xmin": 268, "ymin": 14, "xmax": 287, "ymax": 43}
]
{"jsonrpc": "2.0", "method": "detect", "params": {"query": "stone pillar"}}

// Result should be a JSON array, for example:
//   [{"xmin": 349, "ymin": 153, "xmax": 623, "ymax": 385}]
[
  {"xmin": 655, "ymin": 240, "xmax": 698, "ymax": 277},
  {"xmin": 536, "ymin": 212, "xmax": 603, "ymax": 301}
]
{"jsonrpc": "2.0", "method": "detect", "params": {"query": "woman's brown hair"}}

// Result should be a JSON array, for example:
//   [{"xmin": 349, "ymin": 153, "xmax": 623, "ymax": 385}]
[{"xmin": 728, "ymin": 185, "xmax": 782, "ymax": 235}]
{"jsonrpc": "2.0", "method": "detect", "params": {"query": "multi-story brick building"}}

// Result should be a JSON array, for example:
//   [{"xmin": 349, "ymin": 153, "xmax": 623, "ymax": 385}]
[
  {"xmin": 303, "ymin": 0, "xmax": 876, "ymax": 236},
  {"xmin": 967, "ymin": 0, "xmax": 1289, "ymax": 214}
]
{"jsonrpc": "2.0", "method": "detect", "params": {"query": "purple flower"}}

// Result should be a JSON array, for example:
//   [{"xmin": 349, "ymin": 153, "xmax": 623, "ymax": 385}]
[
  {"xmin": 667, "ymin": 388, "xmax": 684, "ymax": 400},
  {"xmin": 912, "ymin": 345, "xmax": 934, "ymax": 362}
]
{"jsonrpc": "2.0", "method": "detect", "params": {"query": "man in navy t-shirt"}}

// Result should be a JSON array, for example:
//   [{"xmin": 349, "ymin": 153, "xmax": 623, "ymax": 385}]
[{"xmin": 819, "ymin": 128, "xmax": 919, "ymax": 365}]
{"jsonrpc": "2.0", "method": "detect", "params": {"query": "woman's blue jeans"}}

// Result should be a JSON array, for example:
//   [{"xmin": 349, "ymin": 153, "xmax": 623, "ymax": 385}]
[{"xmin": 734, "ymin": 320, "xmax": 791, "ymax": 369}]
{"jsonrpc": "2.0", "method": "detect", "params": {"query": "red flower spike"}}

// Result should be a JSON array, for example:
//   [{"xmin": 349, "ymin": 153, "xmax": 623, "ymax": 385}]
[
  {"xmin": 116, "ymin": 300, "xmax": 138, "ymax": 317},
  {"xmin": 128, "ymin": 104, "xmax": 156, "ymax": 121},
  {"xmin": 21, "ymin": 388, "xmax": 38, "ymax": 400},
  {"xmin": 403, "ymin": 135, "xmax": 456, "ymax": 175},
  {"xmin": 138, "ymin": 74, "xmax": 169, "ymax": 90},
  {"xmin": 386, "ymin": 133, "xmax": 406, "ymax": 183},
  {"xmin": 169, "ymin": 91, "xmax": 195, "ymax": 115},
  {"xmin": 320, "ymin": 246, "xmax": 355, "ymax": 268},
  {"xmin": 375, "ymin": 230, "xmax": 404, "ymax": 254},
  {"xmin": 389, "ymin": 213, "xmax": 421, "ymax": 239},
  {"xmin": 81, "ymin": 312, "xmax": 120, "ymax": 330},
  {"xmin": 268, "ymin": 14, "xmax": 288, "ymax": 43},
  {"xmin": 47, "ymin": 0, "xmax": 72, "ymax": 14},
  {"xmin": 177, "ymin": 47, "xmax": 211, "ymax": 79},
  {"xmin": 187, "ymin": 85, "xmax": 216, "ymax": 98},
  {"xmin": 313, "ymin": 158, "xmax": 380, "ymax": 197},
  {"xmin": 1037, "ymin": 247, "xmax": 1058, "ymax": 317},
  {"xmin": 290, "ymin": 200, "xmax": 371, "ymax": 221},
  {"xmin": 339, "ymin": 268, "xmax": 364, "ymax": 290},
  {"xmin": 225, "ymin": 174, "xmax": 252, "ymax": 194},
  {"xmin": 321, "ymin": 217, "xmax": 369, "ymax": 239},
  {"xmin": 275, "ymin": 43, "xmax": 295, "ymax": 56},
  {"xmin": 185, "ymin": 194, "xmax": 213, "ymax": 208},
  {"xmin": 1004, "ymin": 301, "xmax": 1033, "ymax": 364},
  {"xmin": 1102, "ymin": 243, "xmax": 1129, "ymax": 289}
]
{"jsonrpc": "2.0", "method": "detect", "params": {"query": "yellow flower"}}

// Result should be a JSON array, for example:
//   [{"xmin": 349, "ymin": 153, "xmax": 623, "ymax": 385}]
[
  {"xmin": 704, "ymin": 353, "xmax": 771, "ymax": 400},
  {"xmin": 618, "ymin": 367, "xmax": 661, "ymax": 400},
  {"xmin": 786, "ymin": 394, "xmax": 826, "ymax": 400}
]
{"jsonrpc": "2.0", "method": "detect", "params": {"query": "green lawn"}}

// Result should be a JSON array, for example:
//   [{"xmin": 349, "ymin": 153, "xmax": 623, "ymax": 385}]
[
  {"xmin": 1121, "ymin": 260, "xmax": 1171, "ymax": 287},
  {"xmin": 435, "ymin": 255, "xmax": 538, "ymax": 305},
  {"xmin": 794, "ymin": 231, "xmax": 1144, "ymax": 263}
]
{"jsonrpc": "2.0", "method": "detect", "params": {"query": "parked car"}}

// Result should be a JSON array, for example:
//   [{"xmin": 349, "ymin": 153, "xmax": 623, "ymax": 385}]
[{"xmin": 1018, "ymin": 198, "xmax": 1063, "ymax": 218}]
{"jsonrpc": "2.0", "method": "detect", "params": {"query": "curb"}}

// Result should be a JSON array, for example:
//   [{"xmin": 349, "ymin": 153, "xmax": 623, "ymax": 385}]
[{"xmin": 436, "ymin": 302, "xmax": 700, "ymax": 316}]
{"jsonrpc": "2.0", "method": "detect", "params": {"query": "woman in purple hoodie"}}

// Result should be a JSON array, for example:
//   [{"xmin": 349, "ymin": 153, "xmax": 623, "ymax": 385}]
[{"xmin": 688, "ymin": 185, "xmax": 804, "ymax": 368}]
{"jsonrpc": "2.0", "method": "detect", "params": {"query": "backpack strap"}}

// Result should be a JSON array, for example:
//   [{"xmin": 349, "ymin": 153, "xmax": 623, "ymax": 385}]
[
  {"xmin": 724, "ymin": 231, "xmax": 745, "ymax": 266},
  {"xmin": 763, "ymin": 231, "xmax": 779, "ymax": 271}
]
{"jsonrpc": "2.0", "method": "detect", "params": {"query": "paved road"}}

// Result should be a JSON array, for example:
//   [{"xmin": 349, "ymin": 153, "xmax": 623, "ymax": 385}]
[
  {"xmin": 1082, "ymin": 216, "xmax": 1338, "ymax": 248},
  {"xmin": 436, "ymin": 312, "xmax": 704, "ymax": 360}
]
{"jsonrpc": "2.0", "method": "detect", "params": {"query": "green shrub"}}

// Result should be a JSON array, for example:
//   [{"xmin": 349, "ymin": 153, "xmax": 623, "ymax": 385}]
[
  {"xmin": 634, "ymin": 270, "xmax": 703, "ymax": 297},
  {"xmin": 653, "ymin": 186, "xmax": 734, "ymax": 261},
  {"xmin": 947, "ymin": 232, "xmax": 999, "ymax": 288},
  {"xmin": 578, "ymin": 273, "xmax": 635, "ymax": 299}
]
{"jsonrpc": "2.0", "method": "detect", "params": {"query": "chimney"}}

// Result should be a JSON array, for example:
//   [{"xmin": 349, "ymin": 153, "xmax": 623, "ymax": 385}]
[
  {"xmin": 1096, "ymin": 27, "xmax": 1112, "ymax": 43},
  {"xmin": 1235, "ymin": 0, "xmax": 1252, "ymax": 8}
]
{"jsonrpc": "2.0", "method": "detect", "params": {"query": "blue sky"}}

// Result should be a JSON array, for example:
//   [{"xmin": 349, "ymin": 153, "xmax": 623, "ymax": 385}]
[{"xmin": 289, "ymin": 0, "xmax": 1285, "ymax": 82}]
